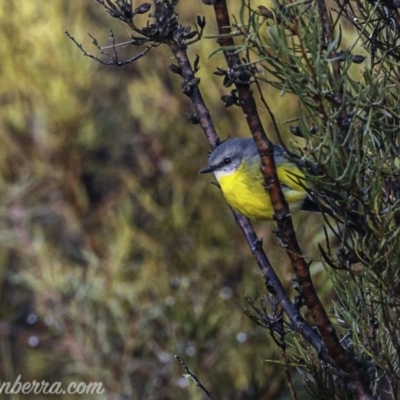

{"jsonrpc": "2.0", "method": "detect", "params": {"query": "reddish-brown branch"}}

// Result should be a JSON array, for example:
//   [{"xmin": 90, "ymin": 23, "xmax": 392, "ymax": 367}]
[
  {"xmin": 167, "ymin": 25, "xmax": 327, "ymax": 361},
  {"xmin": 211, "ymin": 0, "xmax": 373, "ymax": 397}
]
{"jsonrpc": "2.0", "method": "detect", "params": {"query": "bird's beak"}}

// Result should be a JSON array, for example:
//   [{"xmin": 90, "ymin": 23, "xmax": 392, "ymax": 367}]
[{"xmin": 199, "ymin": 166, "xmax": 214, "ymax": 174}]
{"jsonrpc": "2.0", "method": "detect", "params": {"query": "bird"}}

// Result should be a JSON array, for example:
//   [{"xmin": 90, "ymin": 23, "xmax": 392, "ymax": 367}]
[{"xmin": 200, "ymin": 137, "xmax": 317, "ymax": 220}]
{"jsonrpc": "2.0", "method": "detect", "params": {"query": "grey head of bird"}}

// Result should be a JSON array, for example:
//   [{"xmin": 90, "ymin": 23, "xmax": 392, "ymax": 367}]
[
  {"xmin": 199, "ymin": 138, "xmax": 260, "ymax": 179},
  {"xmin": 200, "ymin": 138, "xmax": 287, "ymax": 179}
]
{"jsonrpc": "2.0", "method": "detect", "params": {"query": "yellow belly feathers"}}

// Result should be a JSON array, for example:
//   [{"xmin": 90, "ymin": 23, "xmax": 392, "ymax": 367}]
[{"xmin": 217, "ymin": 161, "xmax": 306, "ymax": 220}]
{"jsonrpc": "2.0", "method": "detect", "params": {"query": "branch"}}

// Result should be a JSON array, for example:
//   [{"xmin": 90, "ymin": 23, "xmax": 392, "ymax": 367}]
[
  {"xmin": 210, "ymin": 0, "xmax": 373, "ymax": 398},
  {"xmin": 167, "ymin": 39, "xmax": 219, "ymax": 149},
  {"xmin": 235, "ymin": 214, "xmax": 328, "ymax": 358},
  {"xmin": 175, "ymin": 355, "xmax": 216, "ymax": 400},
  {"xmin": 166, "ymin": 6, "xmax": 327, "ymax": 362}
]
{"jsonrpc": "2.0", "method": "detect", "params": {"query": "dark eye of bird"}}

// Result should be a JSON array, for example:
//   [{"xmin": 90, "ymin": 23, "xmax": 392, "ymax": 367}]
[{"xmin": 223, "ymin": 158, "xmax": 231, "ymax": 164}]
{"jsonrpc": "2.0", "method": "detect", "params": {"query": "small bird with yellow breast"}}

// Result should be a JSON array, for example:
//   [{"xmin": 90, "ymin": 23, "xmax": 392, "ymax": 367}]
[{"xmin": 200, "ymin": 138, "xmax": 317, "ymax": 220}]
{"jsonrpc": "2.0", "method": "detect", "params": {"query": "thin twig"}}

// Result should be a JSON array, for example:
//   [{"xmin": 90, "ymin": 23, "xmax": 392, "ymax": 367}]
[
  {"xmin": 175, "ymin": 355, "xmax": 216, "ymax": 400},
  {"xmin": 65, "ymin": 31, "xmax": 152, "ymax": 66},
  {"xmin": 282, "ymin": 352, "xmax": 298, "ymax": 400}
]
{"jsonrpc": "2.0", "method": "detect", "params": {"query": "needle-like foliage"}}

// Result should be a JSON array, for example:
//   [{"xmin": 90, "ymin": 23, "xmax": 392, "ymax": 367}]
[{"xmin": 221, "ymin": 0, "xmax": 400, "ymax": 396}]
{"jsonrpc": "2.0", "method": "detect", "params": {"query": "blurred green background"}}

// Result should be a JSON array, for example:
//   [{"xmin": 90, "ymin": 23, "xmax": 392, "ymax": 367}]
[{"xmin": 0, "ymin": 2, "xmax": 331, "ymax": 399}]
